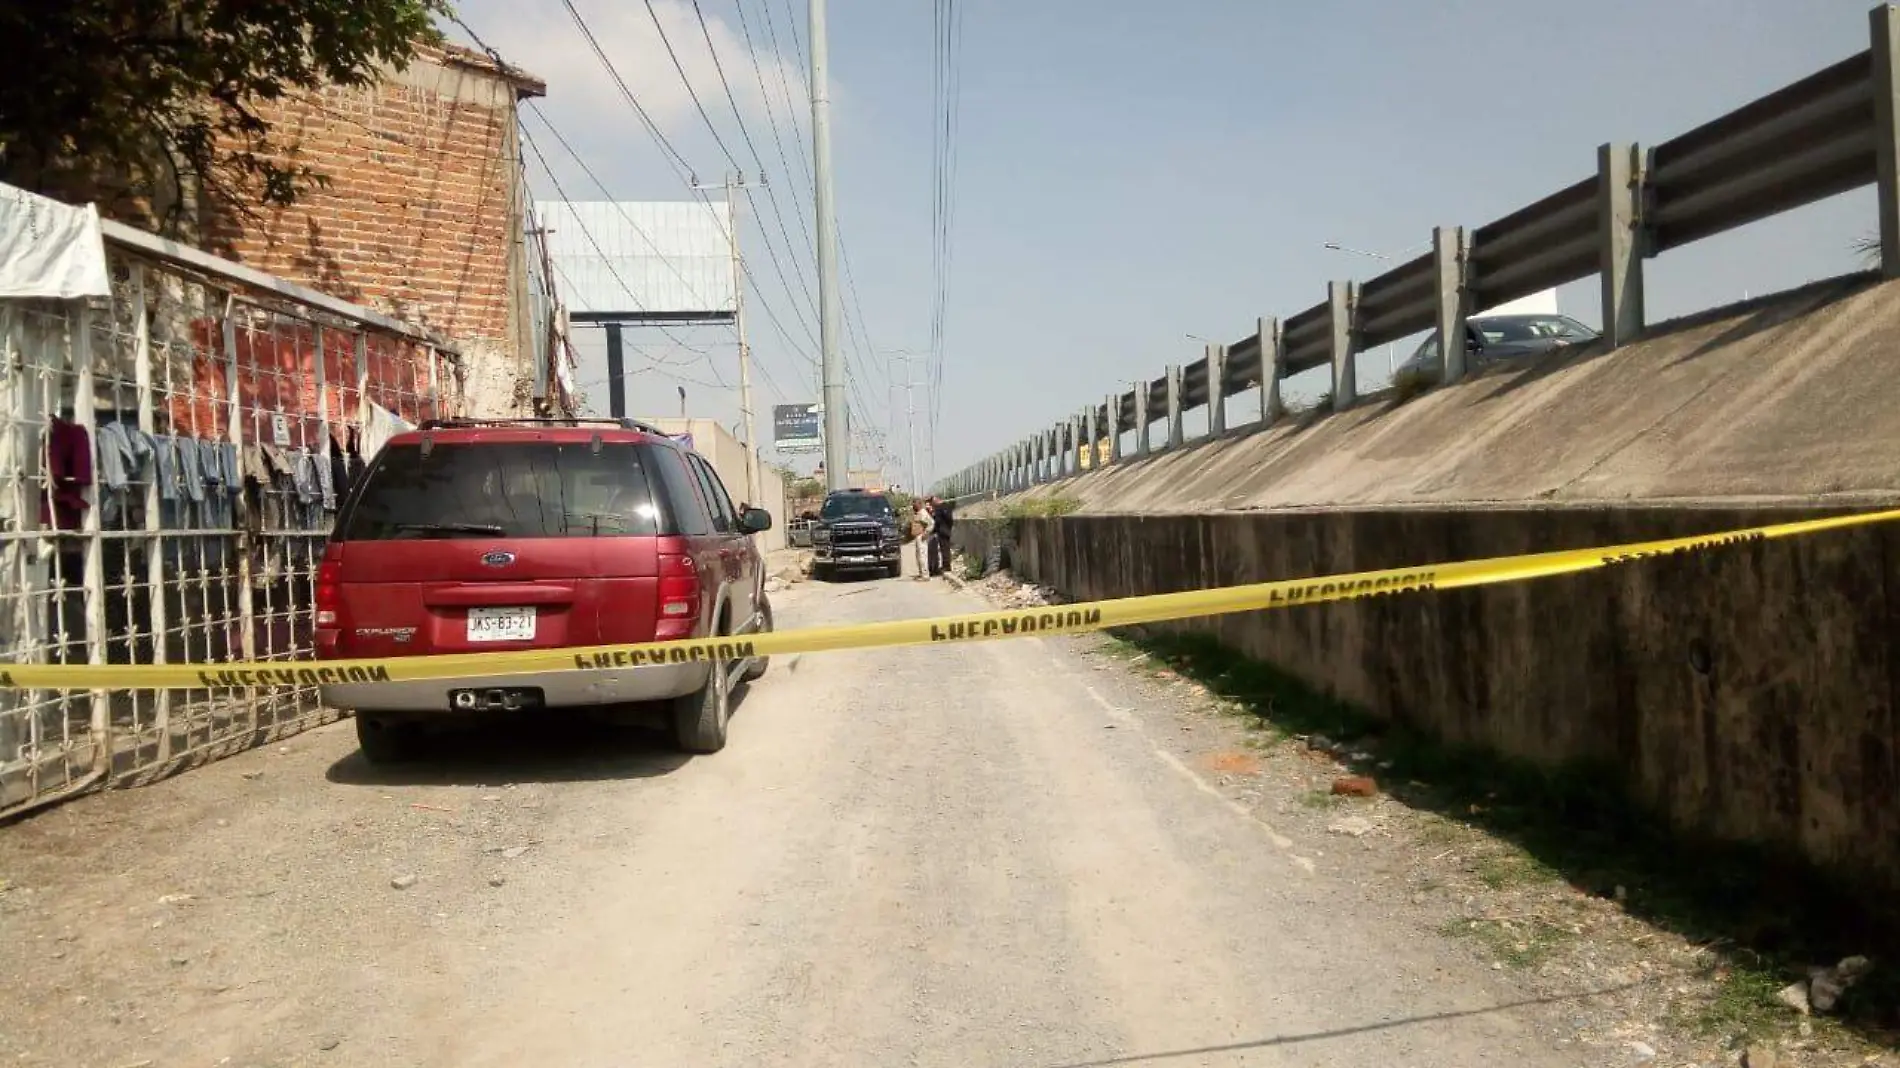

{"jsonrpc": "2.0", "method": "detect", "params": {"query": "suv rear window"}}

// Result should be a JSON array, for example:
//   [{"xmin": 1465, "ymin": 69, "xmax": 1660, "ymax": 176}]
[{"xmin": 338, "ymin": 441, "xmax": 663, "ymax": 540}]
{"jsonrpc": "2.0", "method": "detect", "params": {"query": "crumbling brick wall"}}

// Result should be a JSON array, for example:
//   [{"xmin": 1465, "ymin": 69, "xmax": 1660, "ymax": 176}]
[{"xmin": 201, "ymin": 44, "xmax": 545, "ymax": 417}]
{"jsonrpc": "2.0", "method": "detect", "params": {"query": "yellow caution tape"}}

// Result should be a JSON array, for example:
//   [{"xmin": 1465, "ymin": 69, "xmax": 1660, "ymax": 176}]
[{"xmin": 3, "ymin": 507, "xmax": 1897, "ymax": 691}]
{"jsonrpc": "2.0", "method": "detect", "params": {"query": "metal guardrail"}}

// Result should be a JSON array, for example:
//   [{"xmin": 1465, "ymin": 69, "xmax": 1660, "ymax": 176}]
[{"xmin": 938, "ymin": 4, "xmax": 1900, "ymax": 499}]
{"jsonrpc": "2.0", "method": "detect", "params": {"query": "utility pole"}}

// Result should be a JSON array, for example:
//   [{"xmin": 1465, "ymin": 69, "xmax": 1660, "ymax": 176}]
[
  {"xmin": 885, "ymin": 351, "xmax": 927, "ymax": 492},
  {"xmin": 693, "ymin": 173, "xmax": 761, "ymax": 504},
  {"xmin": 811, "ymin": 0, "xmax": 848, "ymax": 490}
]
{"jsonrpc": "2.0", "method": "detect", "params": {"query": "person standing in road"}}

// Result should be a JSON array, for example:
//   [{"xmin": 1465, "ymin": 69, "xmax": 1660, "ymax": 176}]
[
  {"xmin": 929, "ymin": 496, "xmax": 955, "ymax": 578},
  {"xmin": 911, "ymin": 497, "xmax": 935, "ymax": 580}
]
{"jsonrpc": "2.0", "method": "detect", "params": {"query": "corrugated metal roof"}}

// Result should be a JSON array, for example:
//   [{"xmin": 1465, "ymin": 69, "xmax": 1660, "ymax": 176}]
[{"xmin": 537, "ymin": 201, "xmax": 736, "ymax": 317}]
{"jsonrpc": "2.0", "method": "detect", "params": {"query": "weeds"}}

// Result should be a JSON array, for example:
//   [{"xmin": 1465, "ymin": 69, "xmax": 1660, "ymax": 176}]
[
  {"xmin": 1440, "ymin": 917, "xmax": 1574, "ymax": 970},
  {"xmin": 1001, "ymin": 495, "xmax": 1082, "ymax": 519},
  {"xmin": 1390, "ymin": 367, "xmax": 1435, "ymax": 403}
]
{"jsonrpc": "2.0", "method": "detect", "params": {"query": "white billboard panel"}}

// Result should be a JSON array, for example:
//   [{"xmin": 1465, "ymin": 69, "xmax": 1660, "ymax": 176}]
[
  {"xmin": 1475, "ymin": 288, "xmax": 1559, "ymax": 318},
  {"xmin": 537, "ymin": 200, "xmax": 736, "ymax": 318}
]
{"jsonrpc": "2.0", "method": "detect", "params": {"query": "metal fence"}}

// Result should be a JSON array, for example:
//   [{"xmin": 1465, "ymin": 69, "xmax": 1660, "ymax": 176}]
[
  {"xmin": 938, "ymin": 4, "xmax": 1900, "ymax": 498},
  {"xmin": 0, "ymin": 225, "xmax": 459, "ymax": 818}
]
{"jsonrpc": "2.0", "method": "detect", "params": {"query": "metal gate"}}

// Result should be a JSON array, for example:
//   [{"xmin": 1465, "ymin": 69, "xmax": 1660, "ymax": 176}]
[{"xmin": 0, "ymin": 235, "xmax": 459, "ymax": 816}]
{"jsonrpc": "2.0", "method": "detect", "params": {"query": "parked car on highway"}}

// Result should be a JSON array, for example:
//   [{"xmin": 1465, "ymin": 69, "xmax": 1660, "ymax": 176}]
[
  {"xmin": 810, "ymin": 488, "xmax": 902, "ymax": 580},
  {"xmin": 1395, "ymin": 313, "xmax": 1599, "ymax": 384},
  {"xmin": 314, "ymin": 417, "xmax": 774, "ymax": 763}
]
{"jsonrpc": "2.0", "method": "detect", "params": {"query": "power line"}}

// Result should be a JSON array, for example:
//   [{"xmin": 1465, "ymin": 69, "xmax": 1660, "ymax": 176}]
[
  {"xmin": 731, "ymin": 0, "xmax": 817, "ymax": 264},
  {"xmin": 460, "ymin": 6, "xmax": 815, "ymax": 434},
  {"xmin": 545, "ymin": 4, "xmax": 825, "ymax": 379},
  {"xmin": 519, "ymin": 125, "xmax": 731, "ymax": 388},
  {"xmin": 925, "ymin": 0, "xmax": 964, "ymax": 463},
  {"xmin": 523, "ymin": 102, "xmax": 736, "ymax": 358},
  {"xmin": 640, "ymin": 0, "xmax": 747, "ymax": 173},
  {"xmin": 556, "ymin": 0, "xmax": 697, "ymax": 184},
  {"xmin": 622, "ymin": 0, "xmax": 823, "ymax": 349},
  {"xmin": 752, "ymin": 0, "xmax": 887, "ymax": 460},
  {"xmin": 688, "ymin": 0, "xmax": 824, "ymax": 329}
]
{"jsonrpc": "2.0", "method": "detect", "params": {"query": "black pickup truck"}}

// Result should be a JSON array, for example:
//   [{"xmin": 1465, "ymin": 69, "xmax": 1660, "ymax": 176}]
[{"xmin": 810, "ymin": 489, "xmax": 902, "ymax": 580}]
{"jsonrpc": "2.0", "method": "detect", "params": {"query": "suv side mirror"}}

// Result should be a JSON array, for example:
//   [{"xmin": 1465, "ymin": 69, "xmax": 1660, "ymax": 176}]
[{"xmin": 737, "ymin": 507, "xmax": 773, "ymax": 534}]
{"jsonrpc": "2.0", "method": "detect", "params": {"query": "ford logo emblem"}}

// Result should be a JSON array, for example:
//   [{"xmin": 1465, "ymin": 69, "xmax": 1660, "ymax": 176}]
[{"xmin": 480, "ymin": 550, "xmax": 516, "ymax": 568}]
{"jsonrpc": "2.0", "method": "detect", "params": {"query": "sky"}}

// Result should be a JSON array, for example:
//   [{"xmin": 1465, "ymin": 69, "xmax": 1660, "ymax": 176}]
[{"xmin": 452, "ymin": 0, "xmax": 1881, "ymax": 491}]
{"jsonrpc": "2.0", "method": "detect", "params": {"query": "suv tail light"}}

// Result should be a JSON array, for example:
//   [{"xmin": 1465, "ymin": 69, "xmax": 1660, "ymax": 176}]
[
  {"xmin": 656, "ymin": 552, "xmax": 700, "ymax": 641},
  {"xmin": 315, "ymin": 550, "xmax": 343, "ymax": 627}
]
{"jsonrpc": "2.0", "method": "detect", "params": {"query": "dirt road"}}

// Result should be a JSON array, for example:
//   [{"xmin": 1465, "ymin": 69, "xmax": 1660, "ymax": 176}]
[{"xmin": 0, "ymin": 572, "xmax": 1593, "ymax": 1067}]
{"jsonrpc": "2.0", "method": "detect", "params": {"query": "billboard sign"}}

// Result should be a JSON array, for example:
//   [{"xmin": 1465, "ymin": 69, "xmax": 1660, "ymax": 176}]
[
  {"xmin": 773, "ymin": 403, "xmax": 822, "ymax": 453},
  {"xmin": 535, "ymin": 201, "xmax": 737, "ymax": 320}
]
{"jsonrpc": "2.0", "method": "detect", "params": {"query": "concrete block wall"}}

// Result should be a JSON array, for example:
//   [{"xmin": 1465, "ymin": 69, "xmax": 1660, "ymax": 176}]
[{"xmin": 958, "ymin": 506, "xmax": 1900, "ymax": 906}]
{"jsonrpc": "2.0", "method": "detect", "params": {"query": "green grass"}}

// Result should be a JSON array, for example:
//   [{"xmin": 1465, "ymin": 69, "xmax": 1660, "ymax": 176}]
[
  {"xmin": 1104, "ymin": 626, "xmax": 1900, "ymax": 1048},
  {"xmin": 1440, "ymin": 917, "xmax": 1574, "ymax": 970},
  {"xmin": 1298, "ymin": 789, "xmax": 1344, "ymax": 810},
  {"xmin": 1000, "ymin": 495, "xmax": 1082, "ymax": 520},
  {"xmin": 1684, "ymin": 965, "xmax": 1794, "ymax": 1042},
  {"xmin": 1472, "ymin": 852, "xmax": 1560, "ymax": 890}
]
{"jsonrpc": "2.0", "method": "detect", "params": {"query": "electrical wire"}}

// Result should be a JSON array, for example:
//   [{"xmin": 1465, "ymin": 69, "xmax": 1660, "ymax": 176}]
[
  {"xmin": 519, "ymin": 125, "xmax": 731, "ymax": 388},
  {"xmin": 632, "ymin": 0, "xmax": 823, "ymax": 346},
  {"xmin": 555, "ymin": 0, "xmax": 821, "ymax": 370},
  {"xmin": 692, "ymin": 0, "xmax": 821, "ymax": 315}
]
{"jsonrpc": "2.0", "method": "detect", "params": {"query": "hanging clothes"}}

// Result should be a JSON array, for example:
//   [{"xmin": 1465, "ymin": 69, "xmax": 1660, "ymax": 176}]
[
  {"xmin": 95, "ymin": 420, "xmax": 154, "ymax": 528},
  {"xmin": 196, "ymin": 438, "xmax": 233, "ymax": 529},
  {"xmin": 40, "ymin": 417, "xmax": 92, "ymax": 531}
]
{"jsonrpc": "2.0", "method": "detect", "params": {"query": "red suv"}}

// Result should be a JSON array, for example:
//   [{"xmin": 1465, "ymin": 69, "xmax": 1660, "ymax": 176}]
[{"xmin": 313, "ymin": 418, "xmax": 775, "ymax": 763}]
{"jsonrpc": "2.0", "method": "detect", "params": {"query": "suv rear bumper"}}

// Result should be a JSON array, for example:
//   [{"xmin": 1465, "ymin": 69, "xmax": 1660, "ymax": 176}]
[{"xmin": 320, "ymin": 661, "xmax": 708, "ymax": 714}]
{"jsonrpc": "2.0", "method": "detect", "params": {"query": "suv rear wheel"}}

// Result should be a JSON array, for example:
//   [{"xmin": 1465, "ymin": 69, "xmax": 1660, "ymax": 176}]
[
  {"xmin": 670, "ymin": 649, "xmax": 731, "ymax": 753},
  {"xmin": 355, "ymin": 714, "xmax": 423, "ymax": 765}
]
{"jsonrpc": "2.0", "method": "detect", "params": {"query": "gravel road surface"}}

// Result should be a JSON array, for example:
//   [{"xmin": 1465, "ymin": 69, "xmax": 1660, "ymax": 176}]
[{"xmin": 0, "ymin": 568, "xmax": 1591, "ymax": 1067}]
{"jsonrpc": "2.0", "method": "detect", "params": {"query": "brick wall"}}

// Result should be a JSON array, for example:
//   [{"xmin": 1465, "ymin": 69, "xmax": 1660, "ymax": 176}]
[{"xmin": 201, "ymin": 44, "xmax": 546, "ymax": 416}]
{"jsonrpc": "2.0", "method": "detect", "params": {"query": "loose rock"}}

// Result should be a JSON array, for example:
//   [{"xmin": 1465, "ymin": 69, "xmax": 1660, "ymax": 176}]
[
  {"xmin": 1327, "ymin": 816, "xmax": 1375, "ymax": 838},
  {"xmin": 1776, "ymin": 980, "xmax": 1811, "ymax": 1015},
  {"xmin": 390, "ymin": 874, "xmax": 418, "ymax": 891},
  {"xmin": 1331, "ymin": 776, "xmax": 1378, "ymax": 798},
  {"xmin": 1741, "ymin": 1044, "xmax": 1777, "ymax": 1068},
  {"xmin": 1807, "ymin": 954, "xmax": 1872, "ymax": 1013}
]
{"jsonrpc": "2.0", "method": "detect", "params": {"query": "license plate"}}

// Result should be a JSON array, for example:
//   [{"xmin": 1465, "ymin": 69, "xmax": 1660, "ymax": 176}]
[{"xmin": 467, "ymin": 606, "xmax": 535, "ymax": 642}]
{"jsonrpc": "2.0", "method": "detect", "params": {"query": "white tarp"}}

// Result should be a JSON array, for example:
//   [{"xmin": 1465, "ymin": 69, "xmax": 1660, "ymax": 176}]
[
  {"xmin": 0, "ymin": 184, "xmax": 110, "ymax": 299},
  {"xmin": 362, "ymin": 400, "xmax": 415, "ymax": 460}
]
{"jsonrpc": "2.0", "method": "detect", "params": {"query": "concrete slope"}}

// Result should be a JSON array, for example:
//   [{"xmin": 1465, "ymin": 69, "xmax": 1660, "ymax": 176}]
[{"xmin": 1012, "ymin": 271, "xmax": 1900, "ymax": 514}]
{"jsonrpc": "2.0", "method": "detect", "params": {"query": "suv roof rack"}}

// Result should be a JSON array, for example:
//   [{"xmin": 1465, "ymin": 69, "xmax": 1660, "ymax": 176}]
[{"xmin": 417, "ymin": 416, "xmax": 671, "ymax": 436}]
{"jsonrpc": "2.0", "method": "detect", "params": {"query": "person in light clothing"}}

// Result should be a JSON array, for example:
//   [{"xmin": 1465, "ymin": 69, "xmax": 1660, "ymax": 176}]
[{"xmin": 910, "ymin": 498, "xmax": 934, "ymax": 580}]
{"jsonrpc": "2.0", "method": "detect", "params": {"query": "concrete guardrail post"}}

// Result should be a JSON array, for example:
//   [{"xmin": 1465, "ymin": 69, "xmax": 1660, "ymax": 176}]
[
  {"xmin": 1328, "ymin": 281, "xmax": 1356, "ymax": 411},
  {"xmin": 1107, "ymin": 393, "xmax": 1124, "ymax": 465},
  {"xmin": 1084, "ymin": 402, "xmax": 1100, "ymax": 472},
  {"xmin": 1259, "ymin": 316, "xmax": 1284, "ymax": 427},
  {"xmin": 1433, "ymin": 225, "xmax": 1470, "ymax": 384},
  {"xmin": 1598, "ymin": 141, "xmax": 1646, "ymax": 349},
  {"xmin": 1134, "ymin": 382, "xmax": 1151, "ymax": 457},
  {"xmin": 1873, "ymin": 4, "xmax": 1900, "ymax": 278},
  {"xmin": 1165, "ymin": 364, "xmax": 1184, "ymax": 448},
  {"xmin": 1206, "ymin": 342, "xmax": 1227, "ymax": 436}
]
